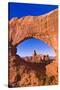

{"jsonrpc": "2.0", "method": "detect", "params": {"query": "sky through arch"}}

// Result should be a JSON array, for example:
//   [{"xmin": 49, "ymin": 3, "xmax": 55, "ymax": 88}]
[{"xmin": 16, "ymin": 38, "xmax": 56, "ymax": 57}]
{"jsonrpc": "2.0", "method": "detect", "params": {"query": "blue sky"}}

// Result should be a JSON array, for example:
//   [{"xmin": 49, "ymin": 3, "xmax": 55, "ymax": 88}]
[
  {"xmin": 8, "ymin": 2, "xmax": 58, "ymax": 20},
  {"xmin": 16, "ymin": 38, "xmax": 55, "ymax": 57},
  {"xmin": 8, "ymin": 2, "xmax": 58, "ymax": 57}
]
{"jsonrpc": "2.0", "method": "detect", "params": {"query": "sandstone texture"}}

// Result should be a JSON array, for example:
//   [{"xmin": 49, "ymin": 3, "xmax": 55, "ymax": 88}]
[{"xmin": 8, "ymin": 9, "xmax": 58, "ymax": 87}]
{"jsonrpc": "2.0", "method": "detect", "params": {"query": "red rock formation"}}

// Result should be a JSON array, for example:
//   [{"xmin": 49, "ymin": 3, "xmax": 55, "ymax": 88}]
[
  {"xmin": 8, "ymin": 9, "xmax": 58, "ymax": 87},
  {"xmin": 9, "ymin": 9, "xmax": 58, "ymax": 53}
]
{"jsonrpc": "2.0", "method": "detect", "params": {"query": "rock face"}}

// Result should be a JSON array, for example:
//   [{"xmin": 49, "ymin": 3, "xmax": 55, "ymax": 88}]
[
  {"xmin": 8, "ymin": 9, "xmax": 58, "ymax": 87},
  {"xmin": 8, "ymin": 44, "xmax": 57, "ymax": 87},
  {"xmin": 8, "ymin": 45, "xmax": 58, "ymax": 87}
]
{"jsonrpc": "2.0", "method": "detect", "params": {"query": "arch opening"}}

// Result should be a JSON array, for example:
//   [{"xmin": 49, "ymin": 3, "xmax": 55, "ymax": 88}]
[{"xmin": 16, "ymin": 37, "xmax": 56, "ymax": 59}]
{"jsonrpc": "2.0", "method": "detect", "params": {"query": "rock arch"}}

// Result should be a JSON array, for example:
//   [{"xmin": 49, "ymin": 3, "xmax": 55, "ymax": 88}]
[
  {"xmin": 8, "ymin": 9, "xmax": 58, "ymax": 87},
  {"xmin": 9, "ymin": 9, "xmax": 58, "ymax": 54}
]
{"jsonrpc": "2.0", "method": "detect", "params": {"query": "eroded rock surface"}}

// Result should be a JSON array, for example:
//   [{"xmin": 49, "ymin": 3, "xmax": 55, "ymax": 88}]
[{"xmin": 8, "ymin": 9, "xmax": 58, "ymax": 87}]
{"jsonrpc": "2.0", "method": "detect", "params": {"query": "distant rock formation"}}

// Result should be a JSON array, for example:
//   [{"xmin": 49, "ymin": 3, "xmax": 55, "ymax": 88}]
[
  {"xmin": 24, "ymin": 51, "xmax": 52, "ymax": 63},
  {"xmin": 33, "ymin": 50, "xmax": 37, "ymax": 56}
]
